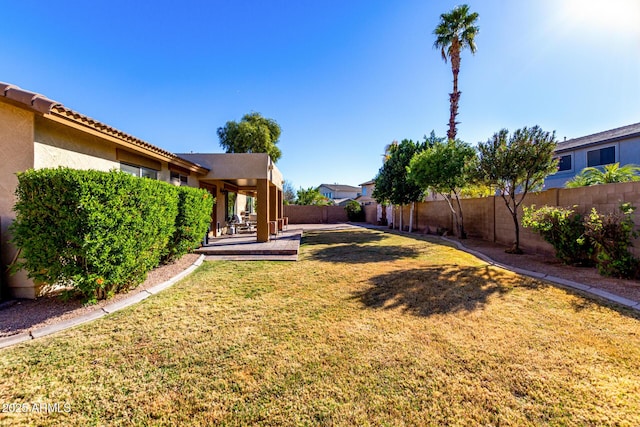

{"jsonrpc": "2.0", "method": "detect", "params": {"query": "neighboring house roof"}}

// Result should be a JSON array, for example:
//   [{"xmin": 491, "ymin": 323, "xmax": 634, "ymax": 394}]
[
  {"xmin": 318, "ymin": 183, "xmax": 361, "ymax": 193},
  {"xmin": 0, "ymin": 82, "xmax": 209, "ymax": 174},
  {"xmin": 334, "ymin": 198, "xmax": 355, "ymax": 206},
  {"xmin": 556, "ymin": 122, "xmax": 640, "ymax": 153},
  {"xmin": 359, "ymin": 180, "xmax": 375, "ymax": 186}
]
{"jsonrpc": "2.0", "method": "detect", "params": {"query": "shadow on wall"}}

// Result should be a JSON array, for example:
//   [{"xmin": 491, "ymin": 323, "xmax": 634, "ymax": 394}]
[{"xmin": 353, "ymin": 265, "xmax": 541, "ymax": 317}]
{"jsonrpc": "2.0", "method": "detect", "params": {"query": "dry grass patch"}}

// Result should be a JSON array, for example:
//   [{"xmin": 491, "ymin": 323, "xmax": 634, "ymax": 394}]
[{"xmin": 1, "ymin": 228, "xmax": 639, "ymax": 426}]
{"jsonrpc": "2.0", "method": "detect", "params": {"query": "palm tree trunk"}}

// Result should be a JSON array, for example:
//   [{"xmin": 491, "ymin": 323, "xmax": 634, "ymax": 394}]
[{"xmin": 448, "ymin": 45, "xmax": 461, "ymax": 141}]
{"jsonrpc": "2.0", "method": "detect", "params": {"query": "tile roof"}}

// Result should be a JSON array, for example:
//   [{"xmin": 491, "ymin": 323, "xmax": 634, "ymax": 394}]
[
  {"xmin": 0, "ymin": 82, "xmax": 208, "ymax": 173},
  {"xmin": 318, "ymin": 183, "xmax": 361, "ymax": 193},
  {"xmin": 556, "ymin": 122, "xmax": 640, "ymax": 153},
  {"xmin": 0, "ymin": 82, "xmax": 59, "ymax": 114}
]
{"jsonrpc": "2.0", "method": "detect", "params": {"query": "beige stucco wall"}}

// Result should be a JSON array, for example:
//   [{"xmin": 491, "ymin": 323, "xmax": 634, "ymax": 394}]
[
  {"xmin": 34, "ymin": 118, "xmax": 120, "ymax": 172},
  {"xmin": 34, "ymin": 118, "xmax": 187, "ymax": 186},
  {"xmin": 178, "ymin": 153, "xmax": 283, "ymax": 190},
  {"xmin": 0, "ymin": 102, "xmax": 35, "ymax": 298}
]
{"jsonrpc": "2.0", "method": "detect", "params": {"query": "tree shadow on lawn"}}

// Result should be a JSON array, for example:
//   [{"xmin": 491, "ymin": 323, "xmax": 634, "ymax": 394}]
[
  {"xmin": 354, "ymin": 265, "xmax": 540, "ymax": 316},
  {"xmin": 301, "ymin": 229, "xmax": 386, "ymax": 247},
  {"xmin": 307, "ymin": 242, "xmax": 420, "ymax": 263}
]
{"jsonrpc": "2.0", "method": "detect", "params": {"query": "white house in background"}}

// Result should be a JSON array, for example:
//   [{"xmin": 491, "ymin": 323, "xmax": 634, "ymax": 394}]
[
  {"xmin": 317, "ymin": 183, "xmax": 361, "ymax": 206},
  {"xmin": 545, "ymin": 122, "xmax": 640, "ymax": 189},
  {"xmin": 356, "ymin": 180, "xmax": 376, "ymax": 205}
]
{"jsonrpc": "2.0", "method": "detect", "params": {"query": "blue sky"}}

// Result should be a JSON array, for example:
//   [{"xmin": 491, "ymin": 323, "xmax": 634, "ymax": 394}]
[{"xmin": 2, "ymin": 0, "xmax": 639, "ymax": 190}]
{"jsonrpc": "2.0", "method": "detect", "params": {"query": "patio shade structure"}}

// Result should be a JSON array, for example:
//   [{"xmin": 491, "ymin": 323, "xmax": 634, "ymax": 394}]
[{"xmin": 177, "ymin": 153, "xmax": 284, "ymax": 242}]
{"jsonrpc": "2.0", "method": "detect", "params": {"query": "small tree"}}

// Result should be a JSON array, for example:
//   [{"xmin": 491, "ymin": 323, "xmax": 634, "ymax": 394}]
[
  {"xmin": 373, "ymin": 139, "xmax": 424, "ymax": 231},
  {"xmin": 408, "ymin": 138, "xmax": 476, "ymax": 238},
  {"xmin": 217, "ymin": 112, "xmax": 282, "ymax": 162},
  {"xmin": 344, "ymin": 200, "xmax": 365, "ymax": 222},
  {"xmin": 296, "ymin": 187, "xmax": 332, "ymax": 206},
  {"xmin": 476, "ymin": 126, "xmax": 558, "ymax": 253},
  {"xmin": 283, "ymin": 180, "xmax": 296, "ymax": 205}
]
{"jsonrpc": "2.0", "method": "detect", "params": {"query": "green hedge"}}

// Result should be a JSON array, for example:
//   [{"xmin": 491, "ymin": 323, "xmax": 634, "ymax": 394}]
[
  {"xmin": 164, "ymin": 186, "xmax": 214, "ymax": 263},
  {"xmin": 10, "ymin": 168, "xmax": 211, "ymax": 301}
]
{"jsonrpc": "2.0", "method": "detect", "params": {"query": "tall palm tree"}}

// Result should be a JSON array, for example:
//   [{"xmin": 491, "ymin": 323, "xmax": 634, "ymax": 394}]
[{"xmin": 434, "ymin": 4, "xmax": 479, "ymax": 141}]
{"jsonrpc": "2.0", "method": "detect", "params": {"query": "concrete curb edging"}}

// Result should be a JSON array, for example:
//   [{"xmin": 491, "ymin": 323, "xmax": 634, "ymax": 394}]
[
  {"xmin": 440, "ymin": 236, "xmax": 640, "ymax": 312},
  {"xmin": 0, "ymin": 254, "xmax": 206, "ymax": 350}
]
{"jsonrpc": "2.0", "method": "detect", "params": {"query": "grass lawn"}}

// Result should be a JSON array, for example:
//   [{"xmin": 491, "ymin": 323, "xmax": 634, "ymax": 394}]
[{"xmin": 1, "ymin": 228, "xmax": 639, "ymax": 426}]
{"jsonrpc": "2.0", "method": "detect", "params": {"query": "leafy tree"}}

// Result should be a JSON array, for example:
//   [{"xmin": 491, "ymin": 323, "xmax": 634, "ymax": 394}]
[
  {"xmin": 423, "ymin": 130, "xmax": 445, "ymax": 149},
  {"xmin": 408, "ymin": 138, "xmax": 476, "ymax": 238},
  {"xmin": 434, "ymin": 4, "xmax": 479, "ymax": 141},
  {"xmin": 344, "ymin": 200, "xmax": 366, "ymax": 222},
  {"xmin": 476, "ymin": 126, "xmax": 558, "ymax": 253},
  {"xmin": 459, "ymin": 183, "xmax": 492, "ymax": 198},
  {"xmin": 283, "ymin": 180, "xmax": 296, "ymax": 205},
  {"xmin": 296, "ymin": 187, "xmax": 332, "ymax": 206},
  {"xmin": 217, "ymin": 112, "xmax": 282, "ymax": 162},
  {"xmin": 373, "ymin": 139, "xmax": 424, "ymax": 231},
  {"xmin": 565, "ymin": 163, "xmax": 640, "ymax": 188}
]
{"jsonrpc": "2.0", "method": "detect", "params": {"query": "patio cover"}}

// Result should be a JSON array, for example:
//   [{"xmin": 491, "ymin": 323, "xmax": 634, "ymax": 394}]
[{"xmin": 177, "ymin": 153, "xmax": 284, "ymax": 242}]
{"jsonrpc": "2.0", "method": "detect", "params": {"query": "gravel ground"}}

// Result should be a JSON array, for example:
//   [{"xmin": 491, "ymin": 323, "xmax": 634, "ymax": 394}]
[
  {"xmin": 457, "ymin": 237, "xmax": 640, "ymax": 302},
  {"xmin": 0, "ymin": 253, "xmax": 200, "ymax": 338}
]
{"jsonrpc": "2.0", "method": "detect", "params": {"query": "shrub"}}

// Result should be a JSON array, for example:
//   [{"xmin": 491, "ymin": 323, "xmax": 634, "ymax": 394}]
[
  {"xmin": 10, "ymin": 168, "xmax": 178, "ymax": 301},
  {"xmin": 164, "ymin": 186, "xmax": 214, "ymax": 263},
  {"xmin": 345, "ymin": 201, "xmax": 365, "ymax": 222},
  {"xmin": 522, "ymin": 205, "xmax": 594, "ymax": 266},
  {"xmin": 583, "ymin": 203, "xmax": 639, "ymax": 279}
]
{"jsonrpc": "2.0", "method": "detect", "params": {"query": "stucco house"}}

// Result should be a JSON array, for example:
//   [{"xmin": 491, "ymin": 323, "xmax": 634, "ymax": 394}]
[
  {"xmin": 545, "ymin": 122, "xmax": 640, "ymax": 189},
  {"xmin": 317, "ymin": 183, "xmax": 361, "ymax": 205},
  {"xmin": 355, "ymin": 180, "xmax": 376, "ymax": 206},
  {"xmin": 0, "ymin": 82, "xmax": 283, "ymax": 298}
]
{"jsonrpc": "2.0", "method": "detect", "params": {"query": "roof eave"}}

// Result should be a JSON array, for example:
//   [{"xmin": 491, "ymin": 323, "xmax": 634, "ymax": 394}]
[{"xmin": 556, "ymin": 131, "xmax": 640, "ymax": 154}]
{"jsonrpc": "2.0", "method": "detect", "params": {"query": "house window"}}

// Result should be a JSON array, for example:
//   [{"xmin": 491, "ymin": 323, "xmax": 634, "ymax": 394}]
[
  {"xmin": 587, "ymin": 146, "xmax": 615, "ymax": 167},
  {"xmin": 362, "ymin": 187, "xmax": 367, "ymax": 196},
  {"xmin": 170, "ymin": 171, "xmax": 188, "ymax": 186},
  {"xmin": 120, "ymin": 163, "xmax": 158, "ymax": 179},
  {"xmin": 557, "ymin": 154, "xmax": 572, "ymax": 171},
  {"xmin": 323, "ymin": 192, "xmax": 333, "ymax": 199}
]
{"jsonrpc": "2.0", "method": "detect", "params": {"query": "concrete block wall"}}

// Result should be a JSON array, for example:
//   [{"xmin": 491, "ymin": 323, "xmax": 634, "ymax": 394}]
[
  {"xmin": 363, "ymin": 204, "xmax": 377, "ymax": 224},
  {"xmin": 284, "ymin": 205, "xmax": 348, "ymax": 224},
  {"xmin": 460, "ymin": 197, "xmax": 494, "ymax": 240},
  {"xmin": 366, "ymin": 182, "xmax": 640, "ymax": 256},
  {"xmin": 415, "ymin": 200, "xmax": 453, "ymax": 234}
]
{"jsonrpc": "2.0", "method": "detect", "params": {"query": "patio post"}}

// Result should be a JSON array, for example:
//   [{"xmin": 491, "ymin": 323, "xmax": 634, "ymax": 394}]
[{"xmin": 257, "ymin": 179, "xmax": 269, "ymax": 242}]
